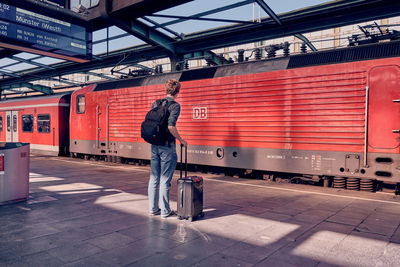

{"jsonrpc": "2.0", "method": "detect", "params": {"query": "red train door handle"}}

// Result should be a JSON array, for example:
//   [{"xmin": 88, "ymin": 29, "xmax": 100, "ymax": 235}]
[
  {"xmin": 392, "ymin": 99, "xmax": 400, "ymax": 103},
  {"xmin": 392, "ymin": 130, "xmax": 400, "ymax": 133}
]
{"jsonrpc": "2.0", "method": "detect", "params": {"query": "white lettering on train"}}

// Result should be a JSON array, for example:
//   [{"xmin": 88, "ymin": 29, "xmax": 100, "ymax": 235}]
[{"xmin": 193, "ymin": 107, "xmax": 208, "ymax": 120}]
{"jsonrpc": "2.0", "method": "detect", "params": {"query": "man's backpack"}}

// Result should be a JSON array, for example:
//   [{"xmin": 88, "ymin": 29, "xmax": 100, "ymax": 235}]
[{"xmin": 141, "ymin": 99, "xmax": 175, "ymax": 145}]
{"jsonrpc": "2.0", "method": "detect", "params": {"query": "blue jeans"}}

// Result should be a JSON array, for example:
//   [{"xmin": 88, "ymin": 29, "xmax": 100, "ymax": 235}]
[{"xmin": 148, "ymin": 144, "xmax": 177, "ymax": 216}]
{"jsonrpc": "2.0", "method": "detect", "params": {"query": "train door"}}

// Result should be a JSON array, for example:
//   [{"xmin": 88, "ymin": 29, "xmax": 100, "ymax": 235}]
[
  {"xmin": 96, "ymin": 104, "xmax": 109, "ymax": 150},
  {"xmin": 368, "ymin": 65, "xmax": 400, "ymax": 149},
  {"xmin": 96, "ymin": 105, "xmax": 100, "ymax": 149},
  {"xmin": 105, "ymin": 104, "xmax": 109, "ymax": 150},
  {"xmin": 5, "ymin": 111, "xmax": 18, "ymax": 142}
]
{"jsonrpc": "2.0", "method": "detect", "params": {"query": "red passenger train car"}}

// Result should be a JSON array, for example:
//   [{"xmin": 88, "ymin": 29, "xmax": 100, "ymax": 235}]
[
  {"xmin": 0, "ymin": 94, "xmax": 70, "ymax": 155},
  {"xmin": 69, "ymin": 41, "xmax": 400, "ymax": 184}
]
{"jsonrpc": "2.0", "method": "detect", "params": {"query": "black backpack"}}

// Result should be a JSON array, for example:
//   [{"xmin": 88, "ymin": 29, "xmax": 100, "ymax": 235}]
[{"xmin": 141, "ymin": 99, "xmax": 175, "ymax": 145}]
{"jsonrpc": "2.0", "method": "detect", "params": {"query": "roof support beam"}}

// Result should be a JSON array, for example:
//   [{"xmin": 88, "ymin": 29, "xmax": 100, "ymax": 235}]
[
  {"xmin": 110, "ymin": 17, "xmax": 182, "ymax": 55},
  {"xmin": 254, "ymin": 0, "xmax": 282, "ymax": 25},
  {"xmin": 254, "ymin": 0, "xmax": 317, "ymax": 51},
  {"xmin": 141, "ymin": 17, "xmax": 182, "ymax": 39},
  {"xmin": 149, "ymin": 14, "xmax": 257, "ymax": 25},
  {"xmin": 130, "ymin": 19, "xmax": 179, "ymax": 54},
  {"xmin": 109, "ymin": 16, "xmax": 190, "ymax": 70},
  {"xmin": 88, "ymin": 0, "xmax": 193, "ymax": 30},
  {"xmin": 139, "ymin": 17, "xmax": 230, "ymax": 65},
  {"xmin": 1, "ymin": 82, "xmax": 53, "ymax": 95},
  {"xmin": 0, "ymin": 70, "xmax": 20, "ymax": 78},
  {"xmin": 154, "ymin": 0, "xmax": 254, "ymax": 28},
  {"xmin": 0, "ymin": 49, "xmax": 20, "ymax": 60}
]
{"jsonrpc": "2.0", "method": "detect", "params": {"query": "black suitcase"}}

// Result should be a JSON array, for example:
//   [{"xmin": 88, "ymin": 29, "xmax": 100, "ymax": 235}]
[{"xmin": 177, "ymin": 145, "xmax": 204, "ymax": 221}]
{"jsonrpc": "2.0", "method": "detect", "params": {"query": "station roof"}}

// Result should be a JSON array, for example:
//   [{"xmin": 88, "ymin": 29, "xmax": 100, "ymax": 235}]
[{"xmin": 0, "ymin": 0, "xmax": 399, "ymax": 98}]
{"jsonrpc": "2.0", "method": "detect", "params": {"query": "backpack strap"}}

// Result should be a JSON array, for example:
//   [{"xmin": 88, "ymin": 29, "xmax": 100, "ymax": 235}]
[
  {"xmin": 163, "ymin": 99, "xmax": 176, "ymax": 147},
  {"xmin": 154, "ymin": 98, "xmax": 175, "ymax": 108},
  {"xmin": 154, "ymin": 99, "xmax": 163, "ymax": 108}
]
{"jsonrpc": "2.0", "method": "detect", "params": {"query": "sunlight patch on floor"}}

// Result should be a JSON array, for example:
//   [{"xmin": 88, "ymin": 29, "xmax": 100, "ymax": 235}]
[
  {"xmin": 40, "ymin": 183, "xmax": 103, "ymax": 194},
  {"xmin": 30, "ymin": 172, "xmax": 65, "ymax": 182},
  {"xmin": 291, "ymin": 230, "xmax": 397, "ymax": 265}
]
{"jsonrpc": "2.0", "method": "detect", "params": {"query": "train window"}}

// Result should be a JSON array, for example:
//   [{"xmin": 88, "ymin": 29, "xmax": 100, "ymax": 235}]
[
  {"xmin": 0, "ymin": 116, "xmax": 2, "ymax": 132},
  {"xmin": 12, "ymin": 115, "xmax": 17, "ymax": 132},
  {"xmin": 76, "ymin": 95, "xmax": 85, "ymax": 114},
  {"xmin": 37, "ymin": 114, "xmax": 51, "ymax": 133},
  {"xmin": 22, "ymin": 115, "xmax": 33, "ymax": 132},
  {"xmin": 6, "ymin": 115, "xmax": 10, "ymax": 132}
]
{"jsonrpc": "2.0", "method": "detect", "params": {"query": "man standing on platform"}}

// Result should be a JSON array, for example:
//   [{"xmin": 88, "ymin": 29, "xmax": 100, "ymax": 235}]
[{"xmin": 148, "ymin": 79, "xmax": 187, "ymax": 218}]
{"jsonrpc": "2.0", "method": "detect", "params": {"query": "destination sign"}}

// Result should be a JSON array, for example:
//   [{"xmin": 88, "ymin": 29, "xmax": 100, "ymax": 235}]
[{"xmin": 0, "ymin": 2, "xmax": 91, "ymax": 62}]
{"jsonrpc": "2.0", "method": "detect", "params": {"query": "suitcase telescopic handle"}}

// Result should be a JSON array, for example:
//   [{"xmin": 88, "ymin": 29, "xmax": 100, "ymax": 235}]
[
  {"xmin": 180, "ymin": 144, "xmax": 187, "ymax": 179},
  {"xmin": 180, "ymin": 188, "xmax": 184, "ymax": 208}
]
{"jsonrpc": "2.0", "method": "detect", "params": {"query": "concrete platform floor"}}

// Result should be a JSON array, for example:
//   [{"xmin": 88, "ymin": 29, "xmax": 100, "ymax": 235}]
[{"xmin": 1, "ymin": 156, "xmax": 400, "ymax": 267}]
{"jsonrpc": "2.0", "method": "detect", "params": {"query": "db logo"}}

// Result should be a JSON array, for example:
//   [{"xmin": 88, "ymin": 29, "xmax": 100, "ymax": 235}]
[{"xmin": 193, "ymin": 107, "xmax": 208, "ymax": 120}]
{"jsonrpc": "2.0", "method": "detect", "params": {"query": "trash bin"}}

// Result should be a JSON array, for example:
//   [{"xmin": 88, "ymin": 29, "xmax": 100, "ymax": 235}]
[{"xmin": 0, "ymin": 142, "xmax": 30, "ymax": 204}]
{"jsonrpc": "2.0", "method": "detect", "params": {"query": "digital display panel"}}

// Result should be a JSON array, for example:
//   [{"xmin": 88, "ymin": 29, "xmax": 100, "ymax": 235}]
[{"xmin": 0, "ymin": 2, "xmax": 91, "ymax": 62}]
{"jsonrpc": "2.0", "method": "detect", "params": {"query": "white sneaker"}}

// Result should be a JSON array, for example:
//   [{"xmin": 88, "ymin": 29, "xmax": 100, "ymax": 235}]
[{"xmin": 161, "ymin": 210, "xmax": 176, "ymax": 219}]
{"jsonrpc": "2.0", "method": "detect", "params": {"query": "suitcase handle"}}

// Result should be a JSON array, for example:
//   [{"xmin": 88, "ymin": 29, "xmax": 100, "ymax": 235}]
[
  {"xmin": 180, "ymin": 144, "xmax": 187, "ymax": 179},
  {"xmin": 180, "ymin": 188, "xmax": 184, "ymax": 208}
]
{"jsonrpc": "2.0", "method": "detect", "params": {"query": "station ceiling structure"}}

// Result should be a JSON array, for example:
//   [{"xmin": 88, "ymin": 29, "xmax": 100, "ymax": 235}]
[{"xmin": 0, "ymin": 0, "xmax": 400, "ymax": 98}]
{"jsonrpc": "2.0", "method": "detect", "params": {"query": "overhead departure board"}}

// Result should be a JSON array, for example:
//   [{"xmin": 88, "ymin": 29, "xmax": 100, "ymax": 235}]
[{"xmin": 0, "ymin": 2, "xmax": 91, "ymax": 62}]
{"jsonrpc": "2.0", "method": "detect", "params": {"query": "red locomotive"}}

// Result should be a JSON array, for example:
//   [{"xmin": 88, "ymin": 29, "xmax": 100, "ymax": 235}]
[
  {"xmin": 4, "ymin": 41, "xmax": 400, "ymax": 188},
  {"xmin": 0, "ymin": 94, "xmax": 70, "ymax": 156}
]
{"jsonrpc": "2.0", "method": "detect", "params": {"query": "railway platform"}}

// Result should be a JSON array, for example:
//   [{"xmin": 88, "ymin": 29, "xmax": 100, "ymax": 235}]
[{"xmin": 1, "ymin": 155, "xmax": 400, "ymax": 266}]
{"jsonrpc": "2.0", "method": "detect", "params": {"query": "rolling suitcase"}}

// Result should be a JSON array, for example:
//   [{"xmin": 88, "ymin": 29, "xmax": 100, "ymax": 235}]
[{"xmin": 177, "ymin": 145, "xmax": 204, "ymax": 222}]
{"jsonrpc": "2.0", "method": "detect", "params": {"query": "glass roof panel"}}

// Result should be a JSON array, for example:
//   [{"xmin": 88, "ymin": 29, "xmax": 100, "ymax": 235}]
[
  {"xmin": 3, "ymin": 63, "xmax": 37, "ymax": 72},
  {"xmin": 166, "ymin": 20, "xmax": 237, "ymax": 35},
  {"xmin": 93, "ymin": 42, "xmax": 107, "ymax": 55},
  {"xmin": 93, "ymin": 28, "xmax": 107, "ymax": 42},
  {"xmin": 33, "ymin": 57, "xmax": 65, "ymax": 65},
  {"xmin": 168, "ymin": 3, "xmax": 266, "ymax": 34},
  {"xmin": 93, "ymin": 35, "xmax": 145, "ymax": 55},
  {"xmin": 108, "ymin": 35, "xmax": 145, "ymax": 52},
  {"xmin": 267, "ymin": 0, "xmax": 331, "ymax": 14},
  {"xmin": 152, "ymin": 0, "xmax": 331, "ymax": 35},
  {"xmin": 108, "ymin": 26, "xmax": 126, "ymax": 37},
  {"xmin": 202, "ymin": 3, "xmax": 267, "ymax": 21},
  {"xmin": 159, "ymin": 0, "xmax": 239, "ymax": 15},
  {"xmin": 93, "ymin": 26, "xmax": 129, "ymax": 41},
  {"xmin": 0, "ymin": 58, "xmax": 18, "ymax": 68},
  {"xmin": 14, "ymin": 52, "xmax": 39, "ymax": 60},
  {"xmin": 161, "ymin": 0, "xmax": 332, "ymax": 15}
]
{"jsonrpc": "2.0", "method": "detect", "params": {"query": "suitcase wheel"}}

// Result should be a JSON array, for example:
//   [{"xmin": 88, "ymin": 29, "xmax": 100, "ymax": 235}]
[{"xmin": 178, "ymin": 215, "xmax": 183, "ymax": 220}]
